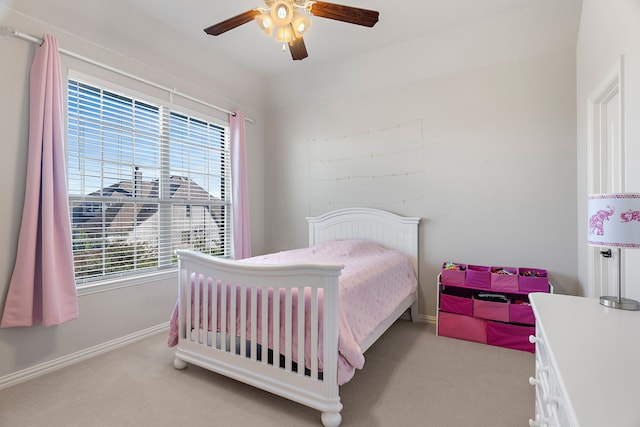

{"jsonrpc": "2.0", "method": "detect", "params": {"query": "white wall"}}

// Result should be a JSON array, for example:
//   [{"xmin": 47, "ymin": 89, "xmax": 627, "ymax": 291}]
[
  {"xmin": 576, "ymin": 0, "xmax": 640, "ymax": 299},
  {"xmin": 0, "ymin": 7, "xmax": 266, "ymax": 380},
  {"xmin": 264, "ymin": 5, "xmax": 580, "ymax": 318},
  {"xmin": 0, "ymin": 0, "xmax": 586, "ymax": 383}
]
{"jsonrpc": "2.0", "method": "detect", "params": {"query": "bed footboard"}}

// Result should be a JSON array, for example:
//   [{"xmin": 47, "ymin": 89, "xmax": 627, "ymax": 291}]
[{"xmin": 173, "ymin": 250, "xmax": 345, "ymax": 427}]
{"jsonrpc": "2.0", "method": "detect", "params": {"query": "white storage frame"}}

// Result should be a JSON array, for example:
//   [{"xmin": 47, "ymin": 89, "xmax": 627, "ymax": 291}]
[{"xmin": 172, "ymin": 208, "xmax": 420, "ymax": 427}]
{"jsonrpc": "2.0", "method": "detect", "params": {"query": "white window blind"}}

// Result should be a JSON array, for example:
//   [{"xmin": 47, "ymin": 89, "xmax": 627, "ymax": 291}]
[{"xmin": 67, "ymin": 78, "xmax": 231, "ymax": 285}]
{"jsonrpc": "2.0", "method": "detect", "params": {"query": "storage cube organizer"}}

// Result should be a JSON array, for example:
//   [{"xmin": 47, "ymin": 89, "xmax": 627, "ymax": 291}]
[
  {"xmin": 490, "ymin": 266, "xmax": 519, "ymax": 291},
  {"xmin": 519, "ymin": 268, "xmax": 549, "ymax": 293},
  {"xmin": 441, "ymin": 262, "xmax": 466, "ymax": 286},
  {"xmin": 438, "ymin": 311, "xmax": 487, "ymax": 344},
  {"xmin": 473, "ymin": 298, "xmax": 509, "ymax": 322},
  {"xmin": 437, "ymin": 263, "xmax": 550, "ymax": 353},
  {"xmin": 465, "ymin": 265, "xmax": 491, "ymax": 289},
  {"xmin": 440, "ymin": 293, "xmax": 474, "ymax": 317}
]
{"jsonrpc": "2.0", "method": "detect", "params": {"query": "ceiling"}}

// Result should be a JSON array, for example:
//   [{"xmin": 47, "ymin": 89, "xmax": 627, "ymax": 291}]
[{"xmin": 1, "ymin": 0, "xmax": 582, "ymax": 78}]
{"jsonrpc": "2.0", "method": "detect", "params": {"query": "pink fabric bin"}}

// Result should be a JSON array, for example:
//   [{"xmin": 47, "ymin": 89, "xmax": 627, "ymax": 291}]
[
  {"xmin": 465, "ymin": 265, "xmax": 491, "ymax": 289},
  {"xmin": 438, "ymin": 311, "xmax": 487, "ymax": 344},
  {"xmin": 509, "ymin": 303, "xmax": 535, "ymax": 325},
  {"xmin": 441, "ymin": 262, "xmax": 467, "ymax": 286},
  {"xmin": 473, "ymin": 299, "xmax": 509, "ymax": 322},
  {"xmin": 519, "ymin": 268, "xmax": 549, "ymax": 293},
  {"xmin": 486, "ymin": 321, "xmax": 535, "ymax": 352},
  {"xmin": 490, "ymin": 266, "xmax": 519, "ymax": 291},
  {"xmin": 440, "ymin": 294, "xmax": 473, "ymax": 316}
]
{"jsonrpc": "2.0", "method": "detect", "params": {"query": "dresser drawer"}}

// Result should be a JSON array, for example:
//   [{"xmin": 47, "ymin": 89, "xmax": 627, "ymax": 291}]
[
  {"xmin": 530, "ymin": 375, "xmax": 565, "ymax": 427},
  {"xmin": 529, "ymin": 327, "xmax": 574, "ymax": 427},
  {"xmin": 546, "ymin": 364, "xmax": 573, "ymax": 427},
  {"xmin": 531, "ymin": 329, "xmax": 550, "ymax": 375}
]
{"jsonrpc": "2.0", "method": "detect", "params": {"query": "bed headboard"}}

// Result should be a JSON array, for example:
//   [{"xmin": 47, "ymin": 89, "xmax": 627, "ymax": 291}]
[{"xmin": 307, "ymin": 207, "xmax": 421, "ymax": 276}]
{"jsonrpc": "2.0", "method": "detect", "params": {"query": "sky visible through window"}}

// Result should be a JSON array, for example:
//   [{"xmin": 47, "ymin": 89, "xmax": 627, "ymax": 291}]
[{"xmin": 67, "ymin": 80, "xmax": 225, "ymax": 199}]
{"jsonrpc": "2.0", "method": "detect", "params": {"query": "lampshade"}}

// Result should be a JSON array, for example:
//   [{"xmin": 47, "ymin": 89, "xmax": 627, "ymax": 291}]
[
  {"xmin": 588, "ymin": 193, "xmax": 640, "ymax": 247},
  {"xmin": 587, "ymin": 192, "xmax": 640, "ymax": 310}
]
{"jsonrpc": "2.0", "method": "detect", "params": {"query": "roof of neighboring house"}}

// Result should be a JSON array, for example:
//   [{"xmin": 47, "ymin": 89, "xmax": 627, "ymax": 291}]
[{"xmin": 71, "ymin": 175, "xmax": 223, "ymax": 236}]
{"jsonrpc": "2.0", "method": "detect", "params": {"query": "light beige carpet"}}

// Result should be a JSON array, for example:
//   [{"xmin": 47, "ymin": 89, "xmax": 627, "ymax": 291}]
[{"xmin": 0, "ymin": 321, "xmax": 534, "ymax": 427}]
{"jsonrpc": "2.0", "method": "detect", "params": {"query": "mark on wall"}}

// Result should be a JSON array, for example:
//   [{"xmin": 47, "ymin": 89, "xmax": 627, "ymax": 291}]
[{"xmin": 307, "ymin": 120, "xmax": 425, "ymax": 212}]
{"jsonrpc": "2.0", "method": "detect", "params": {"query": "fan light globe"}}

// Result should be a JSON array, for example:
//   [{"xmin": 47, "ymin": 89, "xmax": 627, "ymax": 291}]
[
  {"xmin": 255, "ymin": 12, "xmax": 274, "ymax": 36},
  {"xmin": 270, "ymin": 1, "xmax": 294, "ymax": 27},
  {"xmin": 274, "ymin": 24, "xmax": 294, "ymax": 43},
  {"xmin": 291, "ymin": 11, "xmax": 311, "ymax": 37}
]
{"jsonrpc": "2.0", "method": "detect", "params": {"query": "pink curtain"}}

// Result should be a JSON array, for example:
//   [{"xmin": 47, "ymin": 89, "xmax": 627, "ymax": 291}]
[
  {"xmin": 230, "ymin": 111, "xmax": 251, "ymax": 259},
  {"xmin": 1, "ymin": 35, "xmax": 78, "ymax": 327}
]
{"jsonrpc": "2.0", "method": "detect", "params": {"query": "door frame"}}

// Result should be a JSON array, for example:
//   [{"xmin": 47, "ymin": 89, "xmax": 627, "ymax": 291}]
[{"xmin": 586, "ymin": 55, "xmax": 626, "ymax": 298}]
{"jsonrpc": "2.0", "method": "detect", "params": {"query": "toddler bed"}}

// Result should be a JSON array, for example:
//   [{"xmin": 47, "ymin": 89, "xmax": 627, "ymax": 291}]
[{"xmin": 168, "ymin": 207, "xmax": 420, "ymax": 426}]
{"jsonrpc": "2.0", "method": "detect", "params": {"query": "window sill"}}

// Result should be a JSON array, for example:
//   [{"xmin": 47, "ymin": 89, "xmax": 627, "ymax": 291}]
[{"xmin": 76, "ymin": 269, "xmax": 178, "ymax": 296}]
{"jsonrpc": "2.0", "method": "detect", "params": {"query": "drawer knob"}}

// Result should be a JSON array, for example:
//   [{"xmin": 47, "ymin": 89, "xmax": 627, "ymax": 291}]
[
  {"xmin": 529, "ymin": 376, "xmax": 540, "ymax": 386},
  {"xmin": 529, "ymin": 417, "xmax": 550, "ymax": 427},
  {"xmin": 529, "ymin": 335, "xmax": 540, "ymax": 344}
]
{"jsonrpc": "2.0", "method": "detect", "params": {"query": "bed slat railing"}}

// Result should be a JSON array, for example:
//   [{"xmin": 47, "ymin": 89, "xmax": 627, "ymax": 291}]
[
  {"xmin": 284, "ymin": 288, "xmax": 292, "ymax": 372},
  {"xmin": 311, "ymin": 288, "xmax": 319, "ymax": 378},
  {"xmin": 177, "ymin": 250, "xmax": 343, "ymax": 384},
  {"xmin": 297, "ymin": 288, "xmax": 305, "ymax": 376},
  {"xmin": 261, "ymin": 287, "xmax": 268, "ymax": 364}
]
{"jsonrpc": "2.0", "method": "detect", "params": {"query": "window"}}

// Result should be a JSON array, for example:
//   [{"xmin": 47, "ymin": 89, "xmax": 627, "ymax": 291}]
[{"xmin": 67, "ymin": 77, "xmax": 231, "ymax": 285}]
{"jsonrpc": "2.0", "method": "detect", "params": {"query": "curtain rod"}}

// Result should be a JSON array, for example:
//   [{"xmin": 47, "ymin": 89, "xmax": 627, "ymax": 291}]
[{"xmin": 0, "ymin": 26, "xmax": 254, "ymax": 124}]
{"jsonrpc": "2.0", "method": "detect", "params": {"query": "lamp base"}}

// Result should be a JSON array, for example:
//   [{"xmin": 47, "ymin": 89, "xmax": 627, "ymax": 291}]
[{"xmin": 600, "ymin": 295, "xmax": 640, "ymax": 311}]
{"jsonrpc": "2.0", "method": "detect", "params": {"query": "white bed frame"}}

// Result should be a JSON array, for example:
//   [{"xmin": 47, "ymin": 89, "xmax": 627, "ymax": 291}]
[{"xmin": 172, "ymin": 207, "xmax": 420, "ymax": 427}]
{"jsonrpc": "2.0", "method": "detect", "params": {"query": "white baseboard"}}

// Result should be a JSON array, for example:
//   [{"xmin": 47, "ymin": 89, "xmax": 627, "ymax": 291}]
[
  {"xmin": 401, "ymin": 310, "xmax": 436, "ymax": 324},
  {"xmin": 0, "ymin": 314, "xmax": 435, "ymax": 391},
  {"xmin": 0, "ymin": 322, "xmax": 169, "ymax": 390},
  {"xmin": 418, "ymin": 314, "xmax": 437, "ymax": 324}
]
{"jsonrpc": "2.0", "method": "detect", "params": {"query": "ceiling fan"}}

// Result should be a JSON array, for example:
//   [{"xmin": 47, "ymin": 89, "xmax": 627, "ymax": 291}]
[{"xmin": 203, "ymin": 0, "xmax": 379, "ymax": 61}]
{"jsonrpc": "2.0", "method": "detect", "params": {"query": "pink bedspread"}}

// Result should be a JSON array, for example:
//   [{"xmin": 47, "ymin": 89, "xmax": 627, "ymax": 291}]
[{"xmin": 168, "ymin": 239, "xmax": 417, "ymax": 385}]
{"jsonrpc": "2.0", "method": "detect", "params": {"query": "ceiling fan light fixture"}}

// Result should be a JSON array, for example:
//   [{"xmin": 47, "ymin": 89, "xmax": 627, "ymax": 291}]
[{"xmin": 203, "ymin": 1, "xmax": 379, "ymax": 61}]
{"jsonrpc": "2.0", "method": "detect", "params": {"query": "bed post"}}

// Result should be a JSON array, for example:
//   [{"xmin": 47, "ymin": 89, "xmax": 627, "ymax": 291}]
[
  {"xmin": 321, "ymin": 412, "xmax": 342, "ymax": 427},
  {"xmin": 320, "ymin": 270, "xmax": 343, "ymax": 426}
]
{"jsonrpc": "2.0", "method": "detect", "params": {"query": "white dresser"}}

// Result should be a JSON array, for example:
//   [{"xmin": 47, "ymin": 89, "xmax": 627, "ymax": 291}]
[{"xmin": 529, "ymin": 293, "xmax": 640, "ymax": 427}]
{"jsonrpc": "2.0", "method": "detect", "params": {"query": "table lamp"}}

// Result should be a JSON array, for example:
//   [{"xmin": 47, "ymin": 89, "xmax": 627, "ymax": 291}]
[{"xmin": 588, "ymin": 193, "xmax": 640, "ymax": 310}]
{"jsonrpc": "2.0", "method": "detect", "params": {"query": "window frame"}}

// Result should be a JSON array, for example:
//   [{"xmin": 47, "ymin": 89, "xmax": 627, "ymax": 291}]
[{"xmin": 65, "ymin": 70, "xmax": 232, "ymax": 294}]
